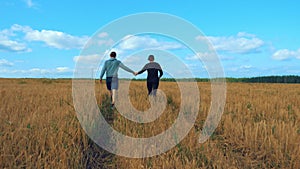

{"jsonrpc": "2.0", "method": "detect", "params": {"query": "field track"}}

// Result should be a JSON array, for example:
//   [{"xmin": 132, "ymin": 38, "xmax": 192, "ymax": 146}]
[{"xmin": 0, "ymin": 78, "xmax": 299, "ymax": 168}]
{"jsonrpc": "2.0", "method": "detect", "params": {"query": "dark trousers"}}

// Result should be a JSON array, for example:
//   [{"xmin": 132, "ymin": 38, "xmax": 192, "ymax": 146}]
[
  {"xmin": 105, "ymin": 77, "xmax": 119, "ymax": 90},
  {"xmin": 147, "ymin": 81, "xmax": 159, "ymax": 96}
]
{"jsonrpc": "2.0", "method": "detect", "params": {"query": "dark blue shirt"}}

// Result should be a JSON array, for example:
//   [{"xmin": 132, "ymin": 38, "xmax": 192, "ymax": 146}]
[{"xmin": 137, "ymin": 62, "xmax": 163, "ymax": 82}]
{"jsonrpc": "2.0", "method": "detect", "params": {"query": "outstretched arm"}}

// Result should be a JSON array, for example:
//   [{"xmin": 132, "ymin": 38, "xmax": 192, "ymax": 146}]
[
  {"xmin": 119, "ymin": 63, "xmax": 135, "ymax": 74},
  {"xmin": 137, "ymin": 69, "xmax": 146, "ymax": 75},
  {"xmin": 136, "ymin": 64, "xmax": 147, "ymax": 75}
]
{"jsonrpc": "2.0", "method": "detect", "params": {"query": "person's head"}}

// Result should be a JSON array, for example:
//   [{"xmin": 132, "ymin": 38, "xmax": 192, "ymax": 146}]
[
  {"xmin": 148, "ymin": 55, "xmax": 154, "ymax": 61},
  {"xmin": 110, "ymin": 51, "xmax": 117, "ymax": 58}
]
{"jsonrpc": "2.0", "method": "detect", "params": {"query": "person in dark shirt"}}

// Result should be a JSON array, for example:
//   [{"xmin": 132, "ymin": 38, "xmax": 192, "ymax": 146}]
[{"xmin": 135, "ymin": 55, "xmax": 163, "ymax": 96}]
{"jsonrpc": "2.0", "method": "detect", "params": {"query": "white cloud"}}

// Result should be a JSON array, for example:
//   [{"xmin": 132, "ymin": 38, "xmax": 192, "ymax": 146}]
[
  {"xmin": 0, "ymin": 25, "xmax": 31, "ymax": 52},
  {"xmin": 185, "ymin": 52, "xmax": 220, "ymax": 63},
  {"xmin": 0, "ymin": 24, "xmax": 89, "ymax": 51},
  {"xmin": 73, "ymin": 54, "xmax": 106, "ymax": 78},
  {"xmin": 0, "ymin": 39, "xmax": 29, "ymax": 52},
  {"xmin": 196, "ymin": 32, "xmax": 264, "ymax": 54},
  {"xmin": 97, "ymin": 32, "xmax": 109, "ymax": 38},
  {"xmin": 23, "ymin": 0, "xmax": 36, "ymax": 8},
  {"xmin": 0, "ymin": 59, "xmax": 14, "ymax": 67},
  {"xmin": 11, "ymin": 24, "xmax": 32, "ymax": 33},
  {"xmin": 73, "ymin": 54, "xmax": 101, "ymax": 63},
  {"xmin": 118, "ymin": 35, "xmax": 184, "ymax": 51},
  {"xmin": 0, "ymin": 67, "xmax": 73, "ymax": 77},
  {"xmin": 185, "ymin": 52, "xmax": 236, "ymax": 63},
  {"xmin": 28, "ymin": 68, "xmax": 48, "ymax": 74},
  {"xmin": 84, "ymin": 32, "xmax": 115, "ymax": 48},
  {"xmin": 25, "ymin": 29, "xmax": 89, "ymax": 49},
  {"xmin": 96, "ymin": 39, "xmax": 114, "ymax": 46},
  {"xmin": 56, "ymin": 67, "xmax": 71, "ymax": 73},
  {"xmin": 272, "ymin": 49, "xmax": 300, "ymax": 60},
  {"xmin": 237, "ymin": 32, "xmax": 256, "ymax": 38},
  {"xmin": 74, "ymin": 49, "xmax": 125, "ymax": 64}
]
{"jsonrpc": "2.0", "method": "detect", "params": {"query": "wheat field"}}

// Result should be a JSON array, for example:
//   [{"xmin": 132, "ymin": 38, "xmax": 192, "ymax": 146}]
[{"xmin": 0, "ymin": 78, "xmax": 299, "ymax": 168}]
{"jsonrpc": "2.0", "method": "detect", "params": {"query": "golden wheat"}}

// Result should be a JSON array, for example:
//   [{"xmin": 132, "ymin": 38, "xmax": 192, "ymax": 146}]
[{"xmin": 0, "ymin": 79, "xmax": 299, "ymax": 168}]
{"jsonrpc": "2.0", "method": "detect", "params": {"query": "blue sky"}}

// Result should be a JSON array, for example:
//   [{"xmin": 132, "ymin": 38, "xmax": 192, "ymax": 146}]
[{"xmin": 0, "ymin": 0, "xmax": 300, "ymax": 78}]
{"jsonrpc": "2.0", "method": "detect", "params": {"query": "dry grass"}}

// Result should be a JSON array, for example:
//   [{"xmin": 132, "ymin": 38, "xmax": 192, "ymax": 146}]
[{"xmin": 0, "ymin": 79, "xmax": 299, "ymax": 168}]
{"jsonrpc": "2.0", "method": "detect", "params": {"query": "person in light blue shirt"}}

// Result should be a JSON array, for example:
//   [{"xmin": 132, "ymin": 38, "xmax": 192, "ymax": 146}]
[{"xmin": 100, "ymin": 51, "xmax": 135, "ymax": 108}]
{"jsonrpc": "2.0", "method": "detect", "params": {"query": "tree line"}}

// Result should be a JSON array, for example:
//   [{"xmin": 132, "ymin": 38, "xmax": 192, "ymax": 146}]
[
  {"xmin": 132, "ymin": 75, "xmax": 300, "ymax": 83},
  {"xmin": 225, "ymin": 75, "xmax": 300, "ymax": 83}
]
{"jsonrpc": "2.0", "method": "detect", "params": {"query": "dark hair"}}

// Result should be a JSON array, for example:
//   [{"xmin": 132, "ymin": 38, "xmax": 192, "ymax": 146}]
[
  {"xmin": 110, "ymin": 51, "xmax": 117, "ymax": 58},
  {"xmin": 148, "ymin": 55, "xmax": 154, "ymax": 61}
]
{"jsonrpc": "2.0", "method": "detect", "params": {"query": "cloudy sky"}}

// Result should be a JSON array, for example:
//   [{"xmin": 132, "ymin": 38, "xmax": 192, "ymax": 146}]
[{"xmin": 1, "ymin": 0, "xmax": 299, "ymax": 78}]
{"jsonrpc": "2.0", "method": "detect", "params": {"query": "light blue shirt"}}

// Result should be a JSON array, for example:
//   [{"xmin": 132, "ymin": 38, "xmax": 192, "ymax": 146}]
[{"xmin": 100, "ymin": 58, "xmax": 134, "ymax": 79}]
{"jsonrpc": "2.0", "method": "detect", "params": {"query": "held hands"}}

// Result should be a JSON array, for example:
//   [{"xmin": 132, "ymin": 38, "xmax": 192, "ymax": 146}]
[{"xmin": 133, "ymin": 72, "xmax": 138, "ymax": 76}]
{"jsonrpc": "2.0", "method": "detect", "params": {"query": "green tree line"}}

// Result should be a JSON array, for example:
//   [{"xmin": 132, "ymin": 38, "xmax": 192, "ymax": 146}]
[{"xmin": 132, "ymin": 75, "xmax": 300, "ymax": 83}]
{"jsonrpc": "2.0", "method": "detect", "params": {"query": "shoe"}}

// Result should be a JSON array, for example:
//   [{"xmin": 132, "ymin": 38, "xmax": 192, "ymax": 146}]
[{"xmin": 110, "ymin": 103, "xmax": 115, "ymax": 109}]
